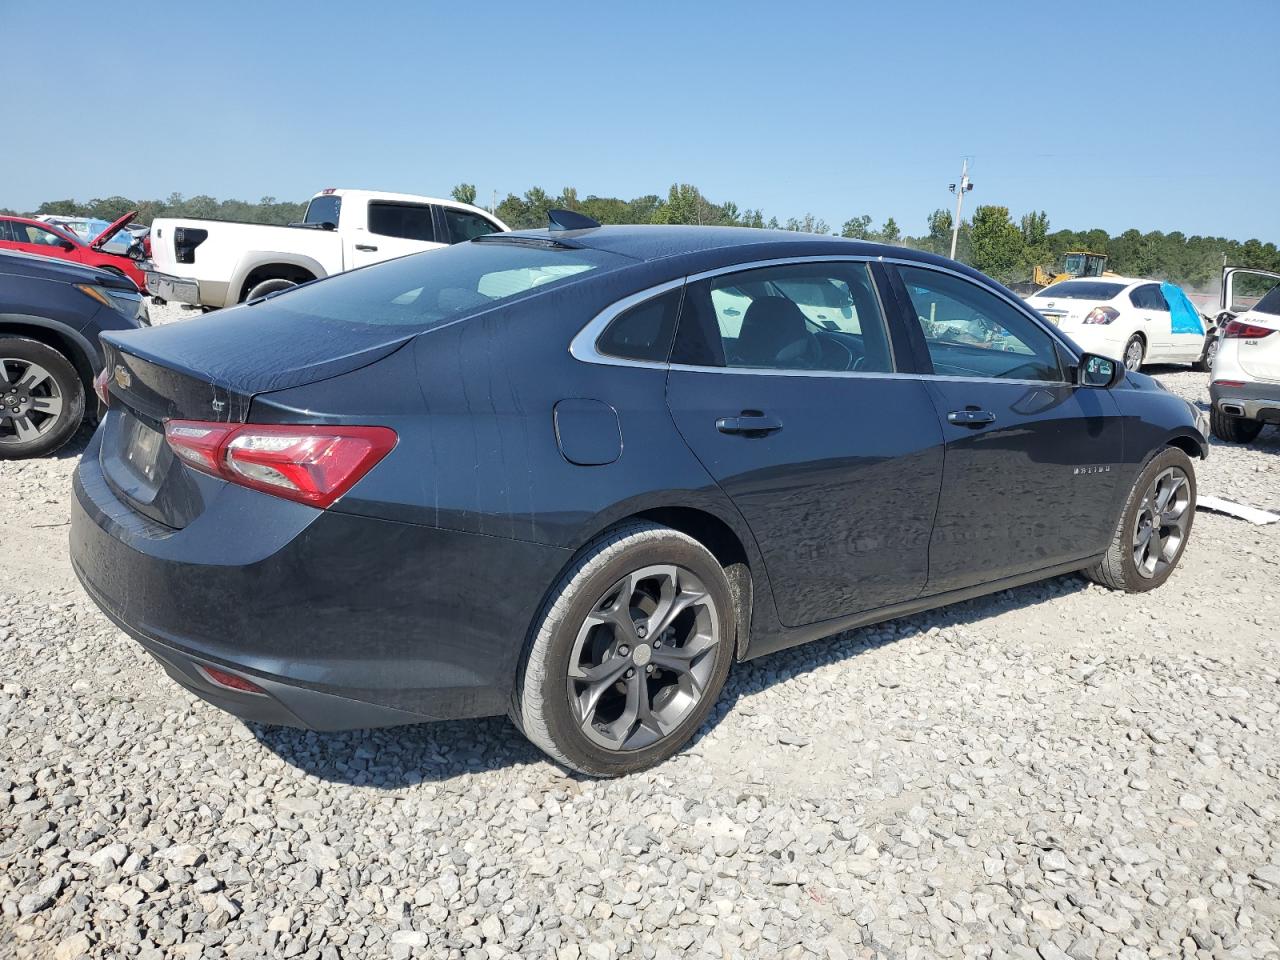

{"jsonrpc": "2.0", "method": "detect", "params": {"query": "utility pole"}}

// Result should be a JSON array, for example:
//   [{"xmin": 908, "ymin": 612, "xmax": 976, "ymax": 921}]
[{"xmin": 948, "ymin": 159, "xmax": 974, "ymax": 260}]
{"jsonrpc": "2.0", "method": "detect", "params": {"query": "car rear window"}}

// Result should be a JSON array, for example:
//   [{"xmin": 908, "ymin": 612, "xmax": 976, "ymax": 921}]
[
  {"xmin": 264, "ymin": 240, "xmax": 627, "ymax": 330},
  {"xmin": 1254, "ymin": 284, "xmax": 1280, "ymax": 316},
  {"xmin": 1037, "ymin": 281, "xmax": 1126, "ymax": 300}
]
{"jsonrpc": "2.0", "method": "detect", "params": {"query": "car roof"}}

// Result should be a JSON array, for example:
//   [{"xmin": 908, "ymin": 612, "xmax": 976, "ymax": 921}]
[{"xmin": 501, "ymin": 224, "xmax": 939, "ymax": 267}]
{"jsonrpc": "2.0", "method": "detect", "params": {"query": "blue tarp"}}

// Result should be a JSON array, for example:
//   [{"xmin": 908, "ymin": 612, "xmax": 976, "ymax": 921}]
[{"xmin": 1162, "ymin": 281, "xmax": 1204, "ymax": 335}]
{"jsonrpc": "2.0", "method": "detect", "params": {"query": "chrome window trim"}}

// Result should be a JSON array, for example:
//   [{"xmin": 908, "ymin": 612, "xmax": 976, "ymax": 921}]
[{"xmin": 569, "ymin": 254, "xmax": 1081, "ymax": 387}]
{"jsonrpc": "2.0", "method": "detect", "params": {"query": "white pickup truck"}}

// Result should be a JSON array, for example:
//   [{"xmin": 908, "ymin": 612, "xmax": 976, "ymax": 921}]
[{"xmin": 144, "ymin": 188, "xmax": 510, "ymax": 308}]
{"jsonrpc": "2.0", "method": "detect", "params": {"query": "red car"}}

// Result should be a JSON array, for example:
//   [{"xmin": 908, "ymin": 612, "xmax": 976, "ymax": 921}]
[{"xmin": 0, "ymin": 212, "xmax": 147, "ymax": 291}]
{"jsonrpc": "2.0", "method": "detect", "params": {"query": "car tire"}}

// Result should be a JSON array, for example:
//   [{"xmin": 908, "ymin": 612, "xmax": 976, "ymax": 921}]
[
  {"xmin": 0, "ymin": 337, "xmax": 86, "ymax": 459},
  {"xmin": 512, "ymin": 522, "xmax": 736, "ymax": 777},
  {"xmin": 1210, "ymin": 405, "xmax": 1263, "ymax": 444},
  {"xmin": 1084, "ymin": 447, "xmax": 1196, "ymax": 593},
  {"xmin": 1122, "ymin": 334, "xmax": 1145, "ymax": 371},
  {"xmin": 1192, "ymin": 336, "xmax": 1218, "ymax": 372},
  {"xmin": 244, "ymin": 278, "xmax": 296, "ymax": 303}
]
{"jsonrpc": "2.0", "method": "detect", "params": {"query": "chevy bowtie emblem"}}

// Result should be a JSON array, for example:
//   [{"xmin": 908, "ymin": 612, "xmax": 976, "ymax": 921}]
[
  {"xmin": 211, "ymin": 398, "xmax": 227, "ymax": 413},
  {"xmin": 113, "ymin": 366, "xmax": 132, "ymax": 390}
]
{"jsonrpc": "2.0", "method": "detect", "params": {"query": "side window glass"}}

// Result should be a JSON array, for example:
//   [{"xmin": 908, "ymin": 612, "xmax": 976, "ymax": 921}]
[
  {"xmin": 897, "ymin": 266, "xmax": 1065, "ymax": 382},
  {"xmin": 595, "ymin": 288, "xmax": 682, "ymax": 363},
  {"xmin": 674, "ymin": 262, "xmax": 893, "ymax": 373},
  {"xmin": 21, "ymin": 224, "xmax": 66, "ymax": 246},
  {"xmin": 0, "ymin": 221, "xmax": 13, "ymax": 242},
  {"xmin": 367, "ymin": 203, "xmax": 436, "ymax": 242},
  {"xmin": 443, "ymin": 208, "xmax": 498, "ymax": 244}
]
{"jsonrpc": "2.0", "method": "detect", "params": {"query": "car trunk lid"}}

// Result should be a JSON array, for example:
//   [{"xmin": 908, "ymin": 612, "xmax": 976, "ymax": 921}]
[{"xmin": 98, "ymin": 302, "xmax": 416, "ymax": 528}]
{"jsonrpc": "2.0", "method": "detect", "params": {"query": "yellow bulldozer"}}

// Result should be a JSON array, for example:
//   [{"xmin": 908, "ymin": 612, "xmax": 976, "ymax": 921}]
[{"xmin": 1032, "ymin": 251, "xmax": 1110, "ymax": 289}]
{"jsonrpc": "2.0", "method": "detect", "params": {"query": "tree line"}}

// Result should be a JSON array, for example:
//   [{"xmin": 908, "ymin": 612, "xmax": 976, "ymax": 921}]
[{"xmin": 8, "ymin": 184, "xmax": 1278, "ymax": 293}]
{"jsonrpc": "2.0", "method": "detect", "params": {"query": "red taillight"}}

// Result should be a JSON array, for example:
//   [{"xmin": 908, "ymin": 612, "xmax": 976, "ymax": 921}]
[
  {"xmin": 1083, "ymin": 306, "xmax": 1120, "ymax": 325},
  {"xmin": 1212, "ymin": 380, "xmax": 1245, "ymax": 388},
  {"xmin": 93, "ymin": 368, "xmax": 111, "ymax": 407},
  {"xmin": 163, "ymin": 420, "xmax": 397, "ymax": 508},
  {"xmin": 200, "ymin": 665, "xmax": 266, "ymax": 695},
  {"xmin": 1223, "ymin": 320, "xmax": 1277, "ymax": 339}
]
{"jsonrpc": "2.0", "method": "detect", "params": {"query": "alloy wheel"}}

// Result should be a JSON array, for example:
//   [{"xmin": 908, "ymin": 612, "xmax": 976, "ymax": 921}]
[
  {"xmin": 1124, "ymin": 339, "xmax": 1144, "ymax": 371},
  {"xmin": 1132, "ymin": 466, "xmax": 1192, "ymax": 579},
  {"xmin": 567, "ymin": 564, "xmax": 720, "ymax": 752},
  {"xmin": 0, "ymin": 358, "xmax": 64, "ymax": 445}
]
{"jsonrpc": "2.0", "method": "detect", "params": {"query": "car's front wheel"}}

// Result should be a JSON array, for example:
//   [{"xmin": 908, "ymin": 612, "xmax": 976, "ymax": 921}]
[
  {"xmin": 1084, "ymin": 447, "xmax": 1196, "ymax": 592},
  {"xmin": 512, "ymin": 522, "xmax": 735, "ymax": 777},
  {"xmin": 0, "ymin": 338, "xmax": 85, "ymax": 459}
]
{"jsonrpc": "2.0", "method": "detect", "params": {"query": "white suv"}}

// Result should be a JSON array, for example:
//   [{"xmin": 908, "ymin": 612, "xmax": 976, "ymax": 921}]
[
  {"xmin": 1209, "ymin": 269, "xmax": 1280, "ymax": 443},
  {"xmin": 1025, "ymin": 277, "xmax": 1212, "ymax": 371}
]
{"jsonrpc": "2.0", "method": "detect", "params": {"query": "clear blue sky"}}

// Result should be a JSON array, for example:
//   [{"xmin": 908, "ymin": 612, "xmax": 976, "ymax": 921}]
[{"xmin": 4, "ymin": 0, "xmax": 1277, "ymax": 241}]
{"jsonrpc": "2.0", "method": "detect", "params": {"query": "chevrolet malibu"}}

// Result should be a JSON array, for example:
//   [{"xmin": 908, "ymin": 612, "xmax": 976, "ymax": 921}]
[{"xmin": 71, "ymin": 221, "xmax": 1208, "ymax": 776}]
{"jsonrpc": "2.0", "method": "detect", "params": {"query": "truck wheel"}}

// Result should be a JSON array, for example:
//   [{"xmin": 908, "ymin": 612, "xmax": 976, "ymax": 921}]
[
  {"xmin": 0, "ymin": 337, "xmax": 86, "ymax": 459},
  {"xmin": 1210, "ymin": 406, "xmax": 1263, "ymax": 444},
  {"xmin": 244, "ymin": 278, "xmax": 296, "ymax": 303}
]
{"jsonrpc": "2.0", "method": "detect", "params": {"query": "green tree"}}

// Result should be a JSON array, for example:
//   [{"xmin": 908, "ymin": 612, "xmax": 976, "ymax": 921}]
[
  {"xmin": 451, "ymin": 183, "xmax": 477, "ymax": 205},
  {"xmin": 923, "ymin": 208, "xmax": 953, "ymax": 255},
  {"xmin": 875, "ymin": 217, "xmax": 901, "ymax": 245},
  {"xmin": 37, "ymin": 199, "xmax": 80, "ymax": 217},
  {"xmin": 840, "ymin": 214, "xmax": 873, "ymax": 240},
  {"xmin": 784, "ymin": 214, "xmax": 830, "ymax": 235},
  {"xmin": 968, "ymin": 205, "xmax": 1024, "ymax": 284}
]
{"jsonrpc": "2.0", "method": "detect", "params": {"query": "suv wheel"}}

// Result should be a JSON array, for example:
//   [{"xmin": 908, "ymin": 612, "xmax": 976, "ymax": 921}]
[
  {"xmin": 512, "ymin": 522, "xmax": 735, "ymax": 777},
  {"xmin": 1084, "ymin": 447, "xmax": 1196, "ymax": 592},
  {"xmin": 1210, "ymin": 405, "xmax": 1263, "ymax": 444},
  {"xmin": 0, "ymin": 337, "xmax": 85, "ymax": 459}
]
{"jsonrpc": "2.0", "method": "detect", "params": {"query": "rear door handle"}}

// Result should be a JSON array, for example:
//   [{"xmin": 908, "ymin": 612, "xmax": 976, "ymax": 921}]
[
  {"xmin": 947, "ymin": 409, "xmax": 996, "ymax": 427},
  {"xmin": 355, "ymin": 244, "xmax": 378, "ymax": 252},
  {"xmin": 716, "ymin": 414, "xmax": 783, "ymax": 436}
]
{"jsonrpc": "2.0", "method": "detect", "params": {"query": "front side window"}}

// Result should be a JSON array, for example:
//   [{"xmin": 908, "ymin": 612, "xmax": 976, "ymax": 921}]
[
  {"xmin": 443, "ymin": 208, "xmax": 499, "ymax": 243},
  {"xmin": 16, "ymin": 223, "xmax": 69, "ymax": 246},
  {"xmin": 304, "ymin": 194, "xmax": 342, "ymax": 227},
  {"xmin": 674, "ymin": 262, "xmax": 893, "ymax": 373},
  {"xmin": 367, "ymin": 202, "xmax": 436, "ymax": 242},
  {"xmin": 897, "ymin": 266, "xmax": 1065, "ymax": 382}
]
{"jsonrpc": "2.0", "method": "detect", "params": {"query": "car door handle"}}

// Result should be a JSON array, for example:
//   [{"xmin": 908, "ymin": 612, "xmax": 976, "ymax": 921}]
[
  {"xmin": 716, "ymin": 414, "xmax": 783, "ymax": 436},
  {"xmin": 947, "ymin": 409, "xmax": 996, "ymax": 427},
  {"xmin": 355, "ymin": 244, "xmax": 378, "ymax": 252}
]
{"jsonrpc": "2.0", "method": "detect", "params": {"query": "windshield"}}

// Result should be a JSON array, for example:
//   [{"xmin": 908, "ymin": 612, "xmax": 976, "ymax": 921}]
[
  {"xmin": 1037, "ymin": 280, "xmax": 1125, "ymax": 301},
  {"xmin": 304, "ymin": 195, "xmax": 342, "ymax": 227},
  {"xmin": 264, "ymin": 240, "xmax": 628, "ymax": 330}
]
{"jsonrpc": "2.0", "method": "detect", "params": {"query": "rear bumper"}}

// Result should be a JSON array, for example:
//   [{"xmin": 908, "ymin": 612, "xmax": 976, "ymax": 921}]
[
  {"xmin": 144, "ymin": 269, "xmax": 201, "ymax": 305},
  {"xmin": 1209, "ymin": 380, "xmax": 1280, "ymax": 422},
  {"xmin": 70, "ymin": 428, "xmax": 570, "ymax": 730}
]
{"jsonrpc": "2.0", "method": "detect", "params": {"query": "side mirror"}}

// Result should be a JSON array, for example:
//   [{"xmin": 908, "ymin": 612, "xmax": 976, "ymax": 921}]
[
  {"xmin": 1077, "ymin": 352, "xmax": 1123, "ymax": 388},
  {"xmin": 60, "ymin": 240, "xmax": 76, "ymax": 251}
]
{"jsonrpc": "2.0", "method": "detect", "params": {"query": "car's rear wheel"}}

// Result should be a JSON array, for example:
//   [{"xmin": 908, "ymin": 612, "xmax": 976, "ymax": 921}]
[
  {"xmin": 0, "ymin": 338, "xmax": 85, "ymax": 459},
  {"xmin": 1084, "ymin": 447, "xmax": 1195, "ymax": 592},
  {"xmin": 1122, "ymin": 334, "xmax": 1145, "ymax": 371},
  {"xmin": 1210, "ymin": 406, "xmax": 1263, "ymax": 443},
  {"xmin": 1192, "ymin": 336, "xmax": 1218, "ymax": 372},
  {"xmin": 512, "ymin": 522, "xmax": 735, "ymax": 777}
]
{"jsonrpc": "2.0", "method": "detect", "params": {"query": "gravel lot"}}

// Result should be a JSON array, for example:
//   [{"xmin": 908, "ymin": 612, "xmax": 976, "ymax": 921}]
[{"xmin": 2, "ymin": 332, "xmax": 1279, "ymax": 959}]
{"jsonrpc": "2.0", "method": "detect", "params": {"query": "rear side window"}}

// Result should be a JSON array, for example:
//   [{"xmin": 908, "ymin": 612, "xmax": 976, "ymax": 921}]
[
  {"xmin": 263, "ymin": 239, "xmax": 626, "ymax": 330},
  {"xmin": 596, "ymin": 288, "xmax": 682, "ymax": 363},
  {"xmin": 367, "ymin": 202, "xmax": 437, "ymax": 242},
  {"xmin": 1129, "ymin": 284, "xmax": 1169, "ymax": 311},
  {"xmin": 304, "ymin": 194, "xmax": 342, "ymax": 227},
  {"xmin": 443, "ymin": 208, "xmax": 499, "ymax": 243}
]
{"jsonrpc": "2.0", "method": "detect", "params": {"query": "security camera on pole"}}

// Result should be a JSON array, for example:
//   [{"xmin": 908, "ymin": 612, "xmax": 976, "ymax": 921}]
[{"xmin": 948, "ymin": 159, "xmax": 974, "ymax": 260}]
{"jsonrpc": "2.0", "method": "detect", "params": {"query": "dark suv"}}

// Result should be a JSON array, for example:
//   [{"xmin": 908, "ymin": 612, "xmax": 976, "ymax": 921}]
[{"xmin": 1, "ymin": 250, "xmax": 149, "ymax": 457}]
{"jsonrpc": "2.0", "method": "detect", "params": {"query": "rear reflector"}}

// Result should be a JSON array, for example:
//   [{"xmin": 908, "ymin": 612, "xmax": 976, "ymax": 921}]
[
  {"xmin": 1223, "ymin": 320, "xmax": 1277, "ymax": 339},
  {"xmin": 200, "ymin": 665, "xmax": 266, "ymax": 695},
  {"xmin": 163, "ymin": 420, "xmax": 397, "ymax": 508}
]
